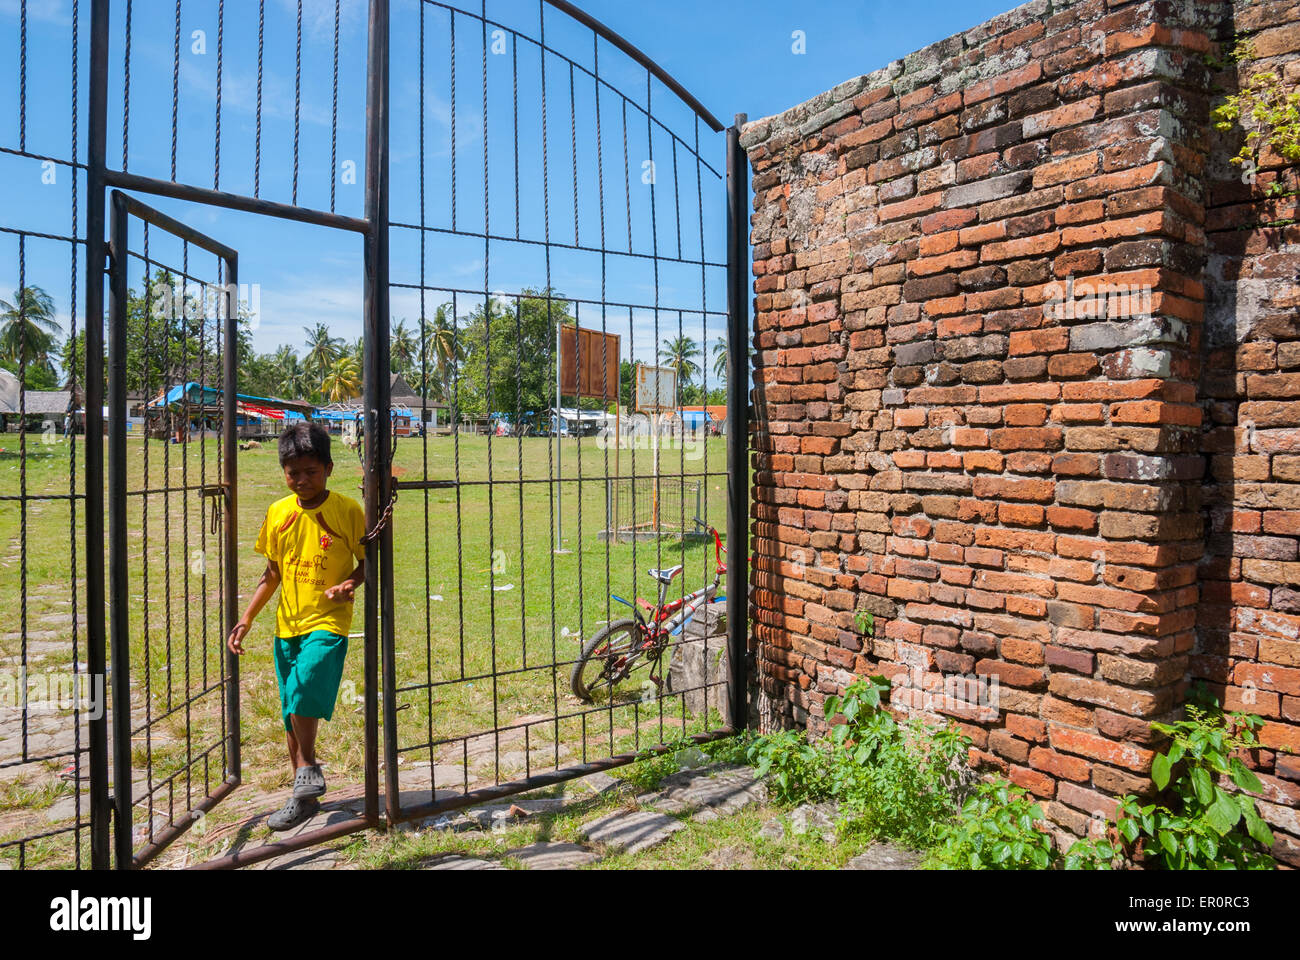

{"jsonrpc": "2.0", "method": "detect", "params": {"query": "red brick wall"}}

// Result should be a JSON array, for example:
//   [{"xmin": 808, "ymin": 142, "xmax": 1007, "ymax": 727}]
[
  {"xmin": 740, "ymin": 0, "xmax": 1300, "ymax": 863},
  {"xmin": 1196, "ymin": 1, "xmax": 1300, "ymax": 865}
]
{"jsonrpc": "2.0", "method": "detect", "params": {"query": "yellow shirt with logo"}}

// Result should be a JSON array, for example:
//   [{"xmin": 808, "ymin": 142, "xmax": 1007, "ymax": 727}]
[{"xmin": 255, "ymin": 491, "xmax": 366, "ymax": 638}]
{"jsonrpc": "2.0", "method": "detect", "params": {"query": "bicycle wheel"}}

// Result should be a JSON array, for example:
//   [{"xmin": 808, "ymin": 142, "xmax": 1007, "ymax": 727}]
[{"xmin": 570, "ymin": 619, "xmax": 656, "ymax": 702}]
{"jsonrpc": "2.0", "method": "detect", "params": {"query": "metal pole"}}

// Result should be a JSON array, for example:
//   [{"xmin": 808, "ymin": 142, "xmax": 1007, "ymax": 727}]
[
  {"xmin": 554, "ymin": 319, "xmax": 569, "ymax": 554},
  {"xmin": 611, "ymin": 331, "xmax": 620, "ymax": 537},
  {"xmin": 85, "ymin": 0, "xmax": 111, "ymax": 872},
  {"xmin": 107, "ymin": 190, "xmax": 132, "ymax": 868},
  {"xmin": 222, "ymin": 251, "xmax": 241, "ymax": 787},
  {"xmin": 725, "ymin": 115, "xmax": 749, "ymax": 732},
  {"xmin": 652, "ymin": 411, "xmax": 659, "ymax": 531},
  {"xmin": 363, "ymin": 0, "xmax": 392, "ymax": 827}
]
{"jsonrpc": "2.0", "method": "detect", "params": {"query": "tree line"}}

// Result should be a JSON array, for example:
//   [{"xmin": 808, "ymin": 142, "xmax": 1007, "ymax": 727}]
[{"xmin": 4, "ymin": 273, "xmax": 738, "ymax": 420}]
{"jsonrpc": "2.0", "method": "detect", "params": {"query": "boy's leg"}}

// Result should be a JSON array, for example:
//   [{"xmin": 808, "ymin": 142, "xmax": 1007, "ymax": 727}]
[
  {"xmin": 283, "ymin": 632, "xmax": 346, "ymax": 799},
  {"xmin": 275, "ymin": 635, "xmax": 301, "ymax": 775},
  {"xmin": 288, "ymin": 714, "xmax": 321, "ymax": 767}
]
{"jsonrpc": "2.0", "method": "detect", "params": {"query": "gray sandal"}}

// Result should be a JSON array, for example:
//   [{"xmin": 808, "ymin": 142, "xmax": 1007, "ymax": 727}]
[
  {"xmin": 267, "ymin": 796, "xmax": 320, "ymax": 831},
  {"xmin": 293, "ymin": 763, "xmax": 327, "ymax": 799}
]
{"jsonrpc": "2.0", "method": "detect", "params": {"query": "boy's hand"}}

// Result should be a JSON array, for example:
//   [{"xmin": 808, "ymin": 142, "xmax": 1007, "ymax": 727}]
[
  {"xmin": 325, "ymin": 581, "xmax": 357, "ymax": 603},
  {"xmin": 227, "ymin": 622, "xmax": 250, "ymax": 655}
]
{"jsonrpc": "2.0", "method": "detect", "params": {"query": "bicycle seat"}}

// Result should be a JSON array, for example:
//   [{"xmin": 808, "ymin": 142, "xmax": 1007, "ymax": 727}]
[{"xmin": 648, "ymin": 565, "xmax": 683, "ymax": 585}]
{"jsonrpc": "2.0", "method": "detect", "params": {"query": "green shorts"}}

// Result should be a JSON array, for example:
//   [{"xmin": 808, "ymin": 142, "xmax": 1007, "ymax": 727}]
[{"xmin": 273, "ymin": 630, "xmax": 349, "ymax": 732}]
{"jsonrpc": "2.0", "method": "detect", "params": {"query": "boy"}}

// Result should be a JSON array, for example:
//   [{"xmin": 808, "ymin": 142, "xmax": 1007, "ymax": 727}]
[{"xmin": 226, "ymin": 421, "xmax": 366, "ymax": 830}]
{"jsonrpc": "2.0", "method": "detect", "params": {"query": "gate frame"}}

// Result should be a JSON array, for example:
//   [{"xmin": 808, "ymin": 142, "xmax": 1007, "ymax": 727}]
[
  {"xmin": 84, "ymin": 0, "xmax": 389, "ymax": 870},
  {"xmin": 78, "ymin": 0, "xmax": 748, "ymax": 869},
  {"xmin": 106, "ymin": 190, "xmax": 242, "ymax": 869}
]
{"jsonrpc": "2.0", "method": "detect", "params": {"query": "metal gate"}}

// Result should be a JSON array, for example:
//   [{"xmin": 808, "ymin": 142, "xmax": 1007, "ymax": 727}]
[
  {"xmin": 105, "ymin": 191, "xmax": 240, "ymax": 868},
  {"xmin": 374, "ymin": 0, "xmax": 747, "ymax": 832},
  {"xmin": 0, "ymin": 0, "xmax": 748, "ymax": 870}
]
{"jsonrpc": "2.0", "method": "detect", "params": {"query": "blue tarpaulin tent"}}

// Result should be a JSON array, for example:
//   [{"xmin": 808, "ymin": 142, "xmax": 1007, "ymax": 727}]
[{"xmin": 150, "ymin": 382, "xmax": 313, "ymax": 416}]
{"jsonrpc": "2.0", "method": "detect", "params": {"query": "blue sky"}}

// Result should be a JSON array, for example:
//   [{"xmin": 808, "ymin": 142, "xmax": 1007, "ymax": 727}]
[{"xmin": 0, "ymin": 0, "xmax": 1015, "ymax": 378}]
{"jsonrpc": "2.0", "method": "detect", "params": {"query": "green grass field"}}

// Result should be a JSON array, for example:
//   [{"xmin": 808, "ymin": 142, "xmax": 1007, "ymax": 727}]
[{"xmin": 0, "ymin": 430, "xmax": 739, "ymax": 867}]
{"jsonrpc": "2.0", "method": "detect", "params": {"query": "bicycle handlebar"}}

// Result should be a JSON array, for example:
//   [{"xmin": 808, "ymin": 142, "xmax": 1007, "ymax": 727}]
[{"xmin": 692, "ymin": 516, "xmax": 725, "ymax": 567}]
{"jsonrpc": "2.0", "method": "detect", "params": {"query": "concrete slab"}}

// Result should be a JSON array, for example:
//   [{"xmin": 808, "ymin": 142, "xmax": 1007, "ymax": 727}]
[
  {"xmin": 506, "ymin": 841, "xmax": 600, "ymax": 869},
  {"xmin": 578, "ymin": 809, "xmax": 683, "ymax": 855}
]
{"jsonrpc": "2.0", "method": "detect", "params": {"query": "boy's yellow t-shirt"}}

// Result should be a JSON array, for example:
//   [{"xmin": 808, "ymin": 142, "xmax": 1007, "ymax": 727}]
[{"xmin": 254, "ymin": 490, "xmax": 366, "ymax": 638}]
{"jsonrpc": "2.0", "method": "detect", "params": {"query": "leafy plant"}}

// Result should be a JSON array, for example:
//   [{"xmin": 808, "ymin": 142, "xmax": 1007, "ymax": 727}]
[
  {"xmin": 1213, "ymin": 67, "xmax": 1300, "ymax": 174},
  {"xmin": 745, "ymin": 729, "xmax": 829, "ymax": 804},
  {"xmin": 700, "ymin": 728, "xmax": 756, "ymax": 765},
  {"xmin": 617, "ymin": 735, "xmax": 695, "ymax": 792},
  {"xmin": 1062, "ymin": 834, "xmax": 1118, "ymax": 870},
  {"xmin": 932, "ymin": 780, "xmax": 1056, "ymax": 869},
  {"xmin": 853, "ymin": 609, "xmax": 875, "ymax": 637},
  {"xmin": 1106, "ymin": 702, "xmax": 1274, "ymax": 869},
  {"xmin": 821, "ymin": 677, "xmax": 972, "ymax": 847},
  {"xmin": 1203, "ymin": 34, "xmax": 1253, "ymax": 73}
]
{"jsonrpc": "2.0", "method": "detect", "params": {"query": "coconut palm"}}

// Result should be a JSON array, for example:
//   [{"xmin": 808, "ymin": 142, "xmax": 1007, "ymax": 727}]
[
  {"xmin": 320, "ymin": 354, "xmax": 362, "ymax": 402},
  {"xmin": 420, "ymin": 303, "xmax": 462, "ymax": 403},
  {"xmin": 272, "ymin": 345, "xmax": 313, "ymax": 399},
  {"xmin": 302, "ymin": 322, "xmax": 343, "ymax": 379},
  {"xmin": 711, "ymin": 334, "xmax": 753, "ymax": 382},
  {"xmin": 712, "ymin": 335, "xmax": 728, "ymax": 381},
  {"xmin": 391, "ymin": 318, "xmax": 417, "ymax": 377},
  {"xmin": 0, "ymin": 286, "xmax": 61, "ymax": 374},
  {"xmin": 660, "ymin": 334, "xmax": 699, "ymax": 406}
]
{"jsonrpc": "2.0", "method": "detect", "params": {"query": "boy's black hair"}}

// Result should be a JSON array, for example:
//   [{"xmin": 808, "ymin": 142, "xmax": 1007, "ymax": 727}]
[{"xmin": 278, "ymin": 421, "xmax": 333, "ymax": 467}]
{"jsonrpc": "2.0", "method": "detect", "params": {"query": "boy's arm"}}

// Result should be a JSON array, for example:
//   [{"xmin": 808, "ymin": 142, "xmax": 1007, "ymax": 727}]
[
  {"xmin": 227, "ymin": 560, "xmax": 281, "ymax": 655},
  {"xmin": 324, "ymin": 559, "xmax": 364, "ymax": 603},
  {"xmin": 323, "ymin": 498, "xmax": 367, "ymax": 603}
]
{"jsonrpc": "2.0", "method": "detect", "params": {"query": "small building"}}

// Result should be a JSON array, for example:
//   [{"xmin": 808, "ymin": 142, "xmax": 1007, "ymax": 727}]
[
  {"xmin": 390, "ymin": 373, "xmax": 449, "ymax": 434},
  {"xmin": 679, "ymin": 404, "xmax": 726, "ymax": 435},
  {"xmin": 551, "ymin": 406, "xmax": 617, "ymax": 437},
  {"xmin": 0, "ymin": 378, "xmax": 74, "ymax": 433}
]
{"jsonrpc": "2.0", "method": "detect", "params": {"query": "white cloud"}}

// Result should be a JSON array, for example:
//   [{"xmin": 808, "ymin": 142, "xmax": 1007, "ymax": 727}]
[{"xmin": 0, "ymin": 0, "xmax": 69, "ymax": 26}]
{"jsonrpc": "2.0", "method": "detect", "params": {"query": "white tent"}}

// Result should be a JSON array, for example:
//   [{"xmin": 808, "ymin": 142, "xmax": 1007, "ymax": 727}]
[{"xmin": 0, "ymin": 369, "xmax": 20, "ymax": 414}]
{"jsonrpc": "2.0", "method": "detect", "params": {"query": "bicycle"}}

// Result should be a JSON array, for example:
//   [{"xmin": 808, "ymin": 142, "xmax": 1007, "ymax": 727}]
[{"xmin": 570, "ymin": 517, "xmax": 728, "ymax": 703}]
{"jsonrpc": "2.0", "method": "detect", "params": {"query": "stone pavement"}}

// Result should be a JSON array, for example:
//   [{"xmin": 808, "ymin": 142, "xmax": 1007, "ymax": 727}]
[{"xmin": 245, "ymin": 761, "xmax": 920, "ymax": 870}]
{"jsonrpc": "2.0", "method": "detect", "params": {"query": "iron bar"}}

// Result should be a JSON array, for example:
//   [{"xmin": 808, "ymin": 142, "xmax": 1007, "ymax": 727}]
[
  {"xmin": 365, "ymin": 0, "xmax": 393, "ymax": 827},
  {"xmin": 86, "ymin": 0, "xmax": 111, "ymax": 872},
  {"xmin": 104, "ymin": 169, "xmax": 370, "ymax": 235},
  {"xmin": 223, "ymin": 247, "xmax": 241, "ymax": 793},
  {"xmin": 726, "ymin": 116, "xmax": 750, "ymax": 733},
  {"xmin": 396, "ymin": 727, "xmax": 736, "ymax": 824},
  {"xmin": 107, "ymin": 190, "xmax": 132, "ymax": 869},
  {"xmin": 388, "ymin": 219, "xmax": 726, "ymax": 269}
]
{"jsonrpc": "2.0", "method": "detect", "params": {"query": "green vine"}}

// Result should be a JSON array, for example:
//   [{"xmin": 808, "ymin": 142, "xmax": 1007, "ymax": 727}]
[{"xmin": 1211, "ymin": 38, "xmax": 1300, "ymax": 195}]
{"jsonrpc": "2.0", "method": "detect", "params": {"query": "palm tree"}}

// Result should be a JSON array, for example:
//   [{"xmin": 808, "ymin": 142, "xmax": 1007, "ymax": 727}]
[
  {"xmin": 391, "ymin": 319, "xmax": 417, "ymax": 377},
  {"xmin": 660, "ymin": 334, "xmax": 699, "ymax": 407},
  {"xmin": 272, "ymin": 345, "xmax": 313, "ymax": 399},
  {"xmin": 302, "ymin": 322, "xmax": 342, "ymax": 379},
  {"xmin": 0, "ymin": 286, "xmax": 61, "ymax": 374},
  {"xmin": 712, "ymin": 335, "xmax": 728, "ymax": 381},
  {"xmin": 320, "ymin": 354, "xmax": 361, "ymax": 402},
  {"xmin": 711, "ymin": 334, "xmax": 753, "ymax": 382},
  {"xmin": 421, "ymin": 304, "xmax": 462, "ymax": 403}
]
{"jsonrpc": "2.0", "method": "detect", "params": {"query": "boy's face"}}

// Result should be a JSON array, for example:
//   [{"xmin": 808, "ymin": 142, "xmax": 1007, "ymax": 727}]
[{"xmin": 282, "ymin": 455, "xmax": 333, "ymax": 504}]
